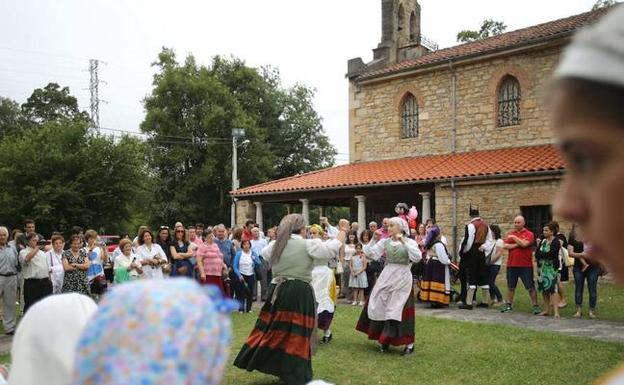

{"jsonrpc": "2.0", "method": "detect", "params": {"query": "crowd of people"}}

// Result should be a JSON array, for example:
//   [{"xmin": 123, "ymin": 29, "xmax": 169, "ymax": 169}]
[
  {"xmin": 0, "ymin": 202, "xmax": 610, "ymax": 384},
  {"xmin": 0, "ymin": 4, "xmax": 623, "ymax": 384}
]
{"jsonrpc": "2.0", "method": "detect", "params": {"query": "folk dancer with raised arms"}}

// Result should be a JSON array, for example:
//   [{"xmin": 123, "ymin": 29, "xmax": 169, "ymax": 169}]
[
  {"xmin": 233, "ymin": 215, "xmax": 348, "ymax": 385},
  {"xmin": 356, "ymin": 217, "xmax": 422, "ymax": 355}
]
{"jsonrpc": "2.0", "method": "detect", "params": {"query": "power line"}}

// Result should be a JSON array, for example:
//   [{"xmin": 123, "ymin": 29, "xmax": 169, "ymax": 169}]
[{"xmin": 98, "ymin": 127, "xmax": 231, "ymax": 143}]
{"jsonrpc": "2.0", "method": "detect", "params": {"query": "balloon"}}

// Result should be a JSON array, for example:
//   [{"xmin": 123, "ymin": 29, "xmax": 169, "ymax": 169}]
[{"xmin": 408, "ymin": 206, "xmax": 418, "ymax": 220}]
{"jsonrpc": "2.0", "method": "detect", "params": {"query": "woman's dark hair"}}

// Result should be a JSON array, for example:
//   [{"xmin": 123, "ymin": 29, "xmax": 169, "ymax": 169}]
[
  {"xmin": 70, "ymin": 226, "xmax": 83, "ymax": 235},
  {"xmin": 544, "ymin": 221, "xmax": 558, "ymax": 234},
  {"xmin": 69, "ymin": 234, "xmax": 82, "ymax": 244},
  {"xmin": 157, "ymin": 226, "xmax": 171, "ymax": 242},
  {"xmin": 346, "ymin": 231, "xmax": 358, "ymax": 245},
  {"xmin": 241, "ymin": 239, "xmax": 252, "ymax": 249},
  {"xmin": 139, "ymin": 229, "xmax": 154, "ymax": 245},
  {"xmin": 359, "ymin": 230, "xmax": 372, "ymax": 244},
  {"xmin": 490, "ymin": 224, "xmax": 502, "ymax": 240},
  {"xmin": 26, "ymin": 232, "xmax": 38, "ymax": 242}
]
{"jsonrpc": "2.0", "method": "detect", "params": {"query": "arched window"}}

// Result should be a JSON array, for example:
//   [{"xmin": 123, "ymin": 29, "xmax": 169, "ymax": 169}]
[
  {"xmin": 409, "ymin": 12, "xmax": 417, "ymax": 41},
  {"xmin": 397, "ymin": 4, "xmax": 405, "ymax": 31},
  {"xmin": 401, "ymin": 93, "xmax": 419, "ymax": 138},
  {"xmin": 497, "ymin": 75, "xmax": 521, "ymax": 127}
]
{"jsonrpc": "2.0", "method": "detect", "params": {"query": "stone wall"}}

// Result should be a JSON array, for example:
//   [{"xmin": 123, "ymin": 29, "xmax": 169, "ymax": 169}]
[
  {"xmin": 434, "ymin": 177, "xmax": 572, "ymax": 253},
  {"xmin": 235, "ymin": 200, "xmax": 255, "ymax": 227},
  {"xmin": 349, "ymin": 46, "xmax": 563, "ymax": 163}
]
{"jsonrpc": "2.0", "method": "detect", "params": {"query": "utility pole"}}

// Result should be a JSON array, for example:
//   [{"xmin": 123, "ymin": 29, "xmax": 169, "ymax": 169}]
[
  {"xmin": 231, "ymin": 128, "xmax": 246, "ymax": 228},
  {"xmin": 88, "ymin": 59, "xmax": 106, "ymax": 135}
]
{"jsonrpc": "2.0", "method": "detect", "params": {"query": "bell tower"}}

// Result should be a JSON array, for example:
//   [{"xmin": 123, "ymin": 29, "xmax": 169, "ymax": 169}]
[{"xmin": 348, "ymin": 0, "xmax": 437, "ymax": 78}]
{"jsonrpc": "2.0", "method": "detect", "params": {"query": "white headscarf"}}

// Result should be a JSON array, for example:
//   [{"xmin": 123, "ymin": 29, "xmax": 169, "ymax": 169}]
[
  {"xmin": 555, "ymin": 5, "xmax": 624, "ymax": 87},
  {"xmin": 388, "ymin": 216, "xmax": 409, "ymax": 236},
  {"xmin": 10, "ymin": 293, "xmax": 97, "ymax": 385}
]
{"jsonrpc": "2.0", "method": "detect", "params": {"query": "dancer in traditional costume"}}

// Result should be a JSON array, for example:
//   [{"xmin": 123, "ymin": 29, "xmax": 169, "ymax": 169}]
[
  {"xmin": 233, "ymin": 215, "xmax": 347, "ymax": 385},
  {"xmin": 419, "ymin": 225, "xmax": 451, "ymax": 307},
  {"xmin": 356, "ymin": 217, "xmax": 422, "ymax": 355},
  {"xmin": 458, "ymin": 205, "xmax": 493, "ymax": 309},
  {"xmin": 309, "ymin": 224, "xmax": 338, "ymax": 344}
]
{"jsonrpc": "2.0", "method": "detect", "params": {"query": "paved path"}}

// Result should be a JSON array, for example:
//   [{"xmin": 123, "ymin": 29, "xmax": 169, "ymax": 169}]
[{"xmin": 414, "ymin": 303, "xmax": 624, "ymax": 344}]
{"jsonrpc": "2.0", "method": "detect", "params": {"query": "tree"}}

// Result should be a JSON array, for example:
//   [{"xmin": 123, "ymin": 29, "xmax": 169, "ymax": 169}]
[
  {"xmin": 21, "ymin": 83, "xmax": 90, "ymax": 124},
  {"xmin": 0, "ymin": 117, "xmax": 150, "ymax": 235},
  {"xmin": 0, "ymin": 97, "xmax": 24, "ymax": 139},
  {"xmin": 457, "ymin": 19, "xmax": 507, "ymax": 43},
  {"xmin": 592, "ymin": 0, "xmax": 617, "ymax": 10},
  {"xmin": 141, "ymin": 48, "xmax": 337, "ymax": 225}
]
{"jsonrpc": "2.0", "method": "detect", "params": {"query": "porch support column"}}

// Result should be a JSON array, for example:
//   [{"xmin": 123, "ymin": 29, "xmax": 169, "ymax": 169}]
[
  {"xmin": 319, "ymin": 206, "xmax": 325, "ymax": 219},
  {"xmin": 355, "ymin": 195, "xmax": 366, "ymax": 232},
  {"xmin": 254, "ymin": 202, "xmax": 264, "ymax": 231},
  {"xmin": 300, "ymin": 199, "xmax": 310, "ymax": 225},
  {"xmin": 420, "ymin": 192, "xmax": 431, "ymax": 223}
]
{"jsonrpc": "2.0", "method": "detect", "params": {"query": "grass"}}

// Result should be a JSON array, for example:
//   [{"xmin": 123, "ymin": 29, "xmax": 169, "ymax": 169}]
[
  {"xmin": 225, "ymin": 304, "xmax": 624, "ymax": 385},
  {"xmin": 483, "ymin": 278, "xmax": 624, "ymax": 322}
]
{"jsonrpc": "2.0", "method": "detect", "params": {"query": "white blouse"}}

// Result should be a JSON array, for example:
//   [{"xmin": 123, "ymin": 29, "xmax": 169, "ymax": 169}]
[
  {"xmin": 136, "ymin": 243, "xmax": 167, "ymax": 279},
  {"xmin": 239, "ymin": 251, "xmax": 254, "ymax": 276},
  {"xmin": 114, "ymin": 253, "xmax": 142, "ymax": 277},
  {"xmin": 363, "ymin": 237, "xmax": 422, "ymax": 263},
  {"xmin": 261, "ymin": 235, "xmax": 342, "ymax": 262}
]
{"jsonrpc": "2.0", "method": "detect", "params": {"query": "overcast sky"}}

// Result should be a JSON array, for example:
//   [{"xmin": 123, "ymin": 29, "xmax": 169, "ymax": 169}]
[{"xmin": 0, "ymin": 0, "xmax": 596, "ymax": 164}]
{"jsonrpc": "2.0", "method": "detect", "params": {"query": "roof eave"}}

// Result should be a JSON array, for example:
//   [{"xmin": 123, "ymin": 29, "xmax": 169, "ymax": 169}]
[
  {"xmin": 353, "ymin": 32, "xmax": 573, "ymax": 85},
  {"xmin": 230, "ymin": 168, "xmax": 564, "ymax": 199}
]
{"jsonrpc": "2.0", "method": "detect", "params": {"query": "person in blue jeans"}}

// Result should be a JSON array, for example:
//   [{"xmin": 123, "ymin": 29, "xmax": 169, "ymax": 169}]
[
  {"xmin": 233, "ymin": 240, "xmax": 262, "ymax": 313},
  {"xmin": 486, "ymin": 225, "xmax": 504, "ymax": 305},
  {"xmin": 567, "ymin": 227, "xmax": 599, "ymax": 319}
]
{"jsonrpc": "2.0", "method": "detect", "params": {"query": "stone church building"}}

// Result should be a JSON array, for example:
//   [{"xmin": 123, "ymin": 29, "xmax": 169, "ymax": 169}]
[{"xmin": 232, "ymin": 2, "xmax": 608, "ymax": 252}]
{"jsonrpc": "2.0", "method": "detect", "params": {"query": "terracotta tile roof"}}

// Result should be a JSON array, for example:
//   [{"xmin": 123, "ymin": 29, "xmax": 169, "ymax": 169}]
[
  {"xmin": 232, "ymin": 145, "xmax": 564, "ymax": 197},
  {"xmin": 357, "ymin": 7, "xmax": 610, "ymax": 80}
]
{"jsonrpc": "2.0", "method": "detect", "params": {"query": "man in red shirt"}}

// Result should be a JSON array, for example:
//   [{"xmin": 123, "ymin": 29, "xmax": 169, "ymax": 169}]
[
  {"xmin": 242, "ymin": 220, "xmax": 254, "ymax": 242},
  {"xmin": 501, "ymin": 216, "xmax": 540, "ymax": 314}
]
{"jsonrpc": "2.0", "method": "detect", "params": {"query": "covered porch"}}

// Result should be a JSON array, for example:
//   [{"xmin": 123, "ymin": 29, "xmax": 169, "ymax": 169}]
[{"xmin": 237, "ymin": 183, "xmax": 435, "ymax": 231}]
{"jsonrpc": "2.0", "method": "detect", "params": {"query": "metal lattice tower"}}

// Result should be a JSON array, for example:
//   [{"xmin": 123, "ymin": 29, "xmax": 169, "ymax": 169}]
[{"xmin": 88, "ymin": 59, "xmax": 101, "ymax": 134}]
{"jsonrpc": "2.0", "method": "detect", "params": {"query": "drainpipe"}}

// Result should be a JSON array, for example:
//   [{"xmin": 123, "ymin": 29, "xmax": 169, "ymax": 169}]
[
  {"xmin": 449, "ymin": 60, "xmax": 458, "ymax": 257},
  {"xmin": 451, "ymin": 178, "xmax": 458, "ymax": 260},
  {"xmin": 449, "ymin": 60, "xmax": 457, "ymax": 153}
]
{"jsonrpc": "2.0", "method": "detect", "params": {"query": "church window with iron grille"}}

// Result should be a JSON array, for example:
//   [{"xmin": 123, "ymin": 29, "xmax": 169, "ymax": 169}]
[
  {"xmin": 497, "ymin": 75, "xmax": 521, "ymax": 127},
  {"xmin": 401, "ymin": 93, "xmax": 419, "ymax": 138}
]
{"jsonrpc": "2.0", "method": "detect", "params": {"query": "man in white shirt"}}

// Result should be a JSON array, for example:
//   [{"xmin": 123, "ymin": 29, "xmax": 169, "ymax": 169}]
[
  {"xmin": 0, "ymin": 227, "xmax": 18, "ymax": 334},
  {"xmin": 18, "ymin": 233, "xmax": 52, "ymax": 313}
]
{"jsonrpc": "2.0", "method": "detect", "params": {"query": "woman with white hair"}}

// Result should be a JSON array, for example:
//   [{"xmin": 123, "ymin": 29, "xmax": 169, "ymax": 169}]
[
  {"xmin": 8, "ymin": 293, "xmax": 97, "ymax": 385},
  {"xmin": 356, "ymin": 216, "xmax": 422, "ymax": 355},
  {"xmin": 234, "ymin": 214, "xmax": 348, "ymax": 385}
]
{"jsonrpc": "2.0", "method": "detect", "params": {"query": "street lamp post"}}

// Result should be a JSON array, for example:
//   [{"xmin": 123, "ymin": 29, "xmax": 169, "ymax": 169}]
[{"xmin": 231, "ymin": 128, "xmax": 245, "ymax": 228}]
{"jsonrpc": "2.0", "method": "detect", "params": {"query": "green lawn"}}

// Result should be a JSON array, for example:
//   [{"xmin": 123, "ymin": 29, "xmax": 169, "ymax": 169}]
[
  {"xmin": 226, "ymin": 304, "xmax": 624, "ymax": 385},
  {"xmin": 483, "ymin": 278, "xmax": 624, "ymax": 322}
]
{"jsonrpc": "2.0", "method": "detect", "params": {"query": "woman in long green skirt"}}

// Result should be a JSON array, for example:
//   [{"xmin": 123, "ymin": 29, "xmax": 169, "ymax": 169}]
[{"xmin": 233, "ymin": 214, "xmax": 347, "ymax": 385}]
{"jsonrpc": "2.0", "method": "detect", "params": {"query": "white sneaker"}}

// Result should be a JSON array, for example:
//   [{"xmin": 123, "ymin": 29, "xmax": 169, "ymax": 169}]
[
  {"xmin": 351, "ymin": 301, "xmax": 357, "ymax": 306},
  {"xmin": 359, "ymin": 301, "xmax": 365, "ymax": 306}
]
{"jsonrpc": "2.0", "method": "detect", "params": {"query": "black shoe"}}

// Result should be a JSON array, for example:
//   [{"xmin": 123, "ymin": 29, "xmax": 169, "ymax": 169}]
[
  {"xmin": 321, "ymin": 333, "xmax": 333, "ymax": 344},
  {"xmin": 380, "ymin": 344, "xmax": 389, "ymax": 353},
  {"xmin": 401, "ymin": 346, "xmax": 414, "ymax": 356},
  {"xmin": 458, "ymin": 303, "xmax": 473, "ymax": 310},
  {"xmin": 4, "ymin": 331, "xmax": 13, "ymax": 336},
  {"xmin": 476, "ymin": 303, "xmax": 489, "ymax": 308}
]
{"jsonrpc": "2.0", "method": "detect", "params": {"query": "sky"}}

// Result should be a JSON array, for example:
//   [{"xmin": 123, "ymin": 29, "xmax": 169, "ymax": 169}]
[{"xmin": 0, "ymin": 0, "xmax": 597, "ymax": 165}]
